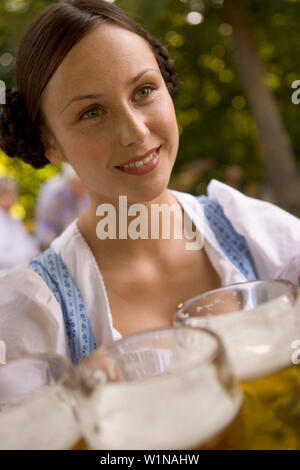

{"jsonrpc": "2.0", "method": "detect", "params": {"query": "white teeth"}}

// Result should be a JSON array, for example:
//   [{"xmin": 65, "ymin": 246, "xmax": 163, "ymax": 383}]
[
  {"xmin": 120, "ymin": 150, "xmax": 157, "ymax": 169},
  {"xmin": 143, "ymin": 155, "xmax": 152, "ymax": 164}
]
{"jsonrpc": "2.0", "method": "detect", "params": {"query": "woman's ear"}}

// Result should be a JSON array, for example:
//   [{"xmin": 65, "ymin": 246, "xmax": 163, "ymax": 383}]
[
  {"xmin": 40, "ymin": 123, "xmax": 66, "ymax": 164},
  {"xmin": 44, "ymin": 144, "xmax": 66, "ymax": 164}
]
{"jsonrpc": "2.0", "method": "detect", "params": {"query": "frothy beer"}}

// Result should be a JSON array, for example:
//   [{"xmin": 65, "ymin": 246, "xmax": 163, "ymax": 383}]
[
  {"xmin": 74, "ymin": 327, "xmax": 242, "ymax": 450},
  {"xmin": 174, "ymin": 281, "xmax": 300, "ymax": 449},
  {"xmin": 0, "ymin": 356, "xmax": 81, "ymax": 450}
]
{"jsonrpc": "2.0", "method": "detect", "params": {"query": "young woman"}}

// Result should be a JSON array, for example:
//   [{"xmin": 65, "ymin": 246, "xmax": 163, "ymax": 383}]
[{"xmin": 0, "ymin": 0, "xmax": 299, "ymax": 366}]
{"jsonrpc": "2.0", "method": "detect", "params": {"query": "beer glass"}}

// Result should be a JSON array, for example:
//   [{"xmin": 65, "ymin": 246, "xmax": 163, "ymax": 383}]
[
  {"xmin": 174, "ymin": 280, "xmax": 300, "ymax": 449},
  {"xmin": 74, "ymin": 326, "xmax": 242, "ymax": 450},
  {"xmin": 0, "ymin": 354, "xmax": 81, "ymax": 450}
]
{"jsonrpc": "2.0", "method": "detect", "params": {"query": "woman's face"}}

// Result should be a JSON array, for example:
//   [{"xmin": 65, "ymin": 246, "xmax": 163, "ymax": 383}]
[{"xmin": 41, "ymin": 23, "xmax": 179, "ymax": 204}]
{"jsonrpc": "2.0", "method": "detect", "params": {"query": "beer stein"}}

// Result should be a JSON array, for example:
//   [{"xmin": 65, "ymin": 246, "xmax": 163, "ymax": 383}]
[
  {"xmin": 174, "ymin": 279, "xmax": 300, "ymax": 449},
  {"xmin": 0, "ymin": 354, "xmax": 81, "ymax": 449},
  {"xmin": 74, "ymin": 326, "xmax": 242, "ymax": 450}
]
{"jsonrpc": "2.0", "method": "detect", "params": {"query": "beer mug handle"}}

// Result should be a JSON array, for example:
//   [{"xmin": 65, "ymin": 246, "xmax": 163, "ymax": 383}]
[
  {"xmin": 59, "ymin": 351, "xmax": 115, "ymax": 417},
  {"xmin": 60, "ymin": 349, "xmax": 123, "ymax": 450}
]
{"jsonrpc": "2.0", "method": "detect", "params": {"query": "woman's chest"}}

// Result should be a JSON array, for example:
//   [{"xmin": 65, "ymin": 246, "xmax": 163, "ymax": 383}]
[{"xmin": 101, "ymin": 247, "xmax": 221, "ymax": 337}]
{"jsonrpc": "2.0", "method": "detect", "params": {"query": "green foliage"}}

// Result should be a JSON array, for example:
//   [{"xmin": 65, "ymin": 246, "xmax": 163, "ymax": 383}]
[
  {"xmin": 0, "ymin": 150, "xmax": 61, "ymax": 221},
  {"xmin": 0, "ymin": 0, "xmax": 299, "ymax": 220}
]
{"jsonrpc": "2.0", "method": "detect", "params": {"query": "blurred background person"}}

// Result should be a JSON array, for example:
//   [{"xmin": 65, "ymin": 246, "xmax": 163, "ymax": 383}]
[
  {"xmin": 0, "ymin": 176, "xmax": 40, "ymax": 269},
  {"xmin": 35, "ymin": 164, "xmax": 89, "ymax": 251}
]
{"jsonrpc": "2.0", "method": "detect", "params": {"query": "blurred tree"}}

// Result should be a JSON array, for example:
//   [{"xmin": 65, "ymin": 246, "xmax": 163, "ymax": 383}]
[{"xmin": 224, "ymin": 0, "xmax": 300, "ymax": 214}]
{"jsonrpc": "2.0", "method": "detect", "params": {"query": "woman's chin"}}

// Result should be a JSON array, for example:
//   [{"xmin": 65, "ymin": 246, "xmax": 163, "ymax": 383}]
[{"xmin": 127, "ymin": 179, "xmax": 172, "ymax": 205}]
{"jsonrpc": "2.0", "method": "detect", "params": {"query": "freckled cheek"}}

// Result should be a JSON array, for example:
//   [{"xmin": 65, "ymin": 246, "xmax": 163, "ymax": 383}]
[
  {"xmin": 58, "ymin": 132, "xmax": 111, "ymax": 164},
  {"xmin": 151, "ymin": 99, "xmax": 179, "ymax": 152}
]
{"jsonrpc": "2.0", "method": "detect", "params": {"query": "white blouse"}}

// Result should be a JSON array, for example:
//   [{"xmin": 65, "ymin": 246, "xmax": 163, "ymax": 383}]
[{"xmin": 0, "ymin": 179, "xmax": 299, "ymax": 362}]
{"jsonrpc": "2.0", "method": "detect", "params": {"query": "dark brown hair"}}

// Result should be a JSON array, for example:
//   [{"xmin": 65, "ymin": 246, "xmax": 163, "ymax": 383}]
[{"xmin": 0, "ymin": 0, "xmax": 178, "ymax": 169}]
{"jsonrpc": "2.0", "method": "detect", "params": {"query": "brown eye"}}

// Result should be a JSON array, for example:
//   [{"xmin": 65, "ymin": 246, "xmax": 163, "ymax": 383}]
[
  {"xmin": 133, "ymin": 86, "xmax": 155, "ymax": 101},
  {"xmin": 81, "ymin": 107, "xmax": 103, "ymax": 120}
]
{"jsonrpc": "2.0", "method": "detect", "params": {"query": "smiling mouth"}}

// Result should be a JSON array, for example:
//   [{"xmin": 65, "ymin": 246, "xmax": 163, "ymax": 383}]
[
  {"xmin": 115, "ymin": 146, "xmax": 161, "ymax": 175},
  {"xmin": 116, "ymin": 146, "xmax": 161, "ymax": 169},
  {"xmin": 119, "ymin": 151, "xmax": 157, "ymax": 169}
]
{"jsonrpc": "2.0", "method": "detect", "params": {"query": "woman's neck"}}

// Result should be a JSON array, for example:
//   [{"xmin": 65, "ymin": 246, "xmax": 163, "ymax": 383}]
[{"xmin": 77, "ymin": 188, "xmax": 187, "ymax": 263}]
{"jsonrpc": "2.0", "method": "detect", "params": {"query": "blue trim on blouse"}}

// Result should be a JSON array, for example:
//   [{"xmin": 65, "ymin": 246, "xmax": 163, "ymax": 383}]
[
  {"xmin": 198, "ymin": 195, "xmax": 258, "ymax": 281},
  {"xmin": 29, "ymin": 248, "xmax": 96, "ymax": 365}
]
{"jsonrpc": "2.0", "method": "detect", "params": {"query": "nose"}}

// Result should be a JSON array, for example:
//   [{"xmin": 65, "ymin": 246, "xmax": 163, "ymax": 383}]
[{"xmin": 117, "ymin": 106, "xmax": 150, "ymax": 147}]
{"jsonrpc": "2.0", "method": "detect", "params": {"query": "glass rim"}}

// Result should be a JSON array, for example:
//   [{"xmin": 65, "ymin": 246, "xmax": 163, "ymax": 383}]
[
  {"xmin": 0, "ymin": 353, "xmax": 74, "ymax": 408},
  {"xmin": 106, "ymin": 325, "xmax": 228, "ymax": 375},
  {"xmin": 175, "ymin": 279, "xmax": 298, "ymax": 319}
]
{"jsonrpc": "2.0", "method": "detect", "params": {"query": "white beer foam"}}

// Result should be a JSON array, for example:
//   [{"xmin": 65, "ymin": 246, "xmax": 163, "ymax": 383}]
[
  {"xmin": 188, "ymin": 295, "xmax": 299, "ymax": 382},
  {"xmin": 0, "ymin": 385, "xmax": 80, "ymax": 450},
  {"xmin": 78, "ymin": 364, "xmax": 242, "ymax": 450}
]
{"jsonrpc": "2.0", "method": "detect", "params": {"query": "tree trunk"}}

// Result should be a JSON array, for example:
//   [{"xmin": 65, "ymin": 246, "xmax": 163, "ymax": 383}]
[{"xmin": 223, "ymin": 0, "xmax": 300, "ymax": 215}]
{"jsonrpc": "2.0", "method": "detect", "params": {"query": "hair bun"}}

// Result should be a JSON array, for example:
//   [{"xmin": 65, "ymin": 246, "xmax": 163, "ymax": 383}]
[{"xmin": 0, "ymin": 88, "xmax": 49, "ymax": 168}]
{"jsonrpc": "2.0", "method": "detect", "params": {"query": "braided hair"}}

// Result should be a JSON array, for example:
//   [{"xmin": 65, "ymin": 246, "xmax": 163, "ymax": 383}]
[{"xmin": 0, "ymin": 0, "xmax": 178, "ymax": 169}]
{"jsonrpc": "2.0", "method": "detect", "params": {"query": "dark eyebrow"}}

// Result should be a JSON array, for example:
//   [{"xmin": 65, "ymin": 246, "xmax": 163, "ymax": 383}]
[
  {"xmin": 128, "ymin": 67, "xmax": 159, "ymax": 85},
  {"xmin": 60, "ymin": 68, "xmax": 160, "ymax": 114},
  {"xmin": 60, "ymin": 93, "xmax": 104, "ymax": 115}
]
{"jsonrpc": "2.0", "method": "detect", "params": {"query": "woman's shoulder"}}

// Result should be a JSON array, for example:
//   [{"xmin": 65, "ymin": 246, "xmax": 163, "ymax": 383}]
[
  {"xmin": 206, "ymin": 179, "xmax": 300, "ymax": 240},
  {"xmin": 207, "ymin": 179, "xmax": 299, "ymax": 219},
  {"xmin": 206, "ymin": 179, "xmax": 300, "ymax": 282},
  {"xmin": 0, "ymin": 266, "xmax": 69, "ymax": 360},
  {"xmin": 172, "ymin": 178, "xmax": 300, "ymax": 227},
  {"xmin": 170, "ymin": 180, "xmax": 300, "ymax": 282}
]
